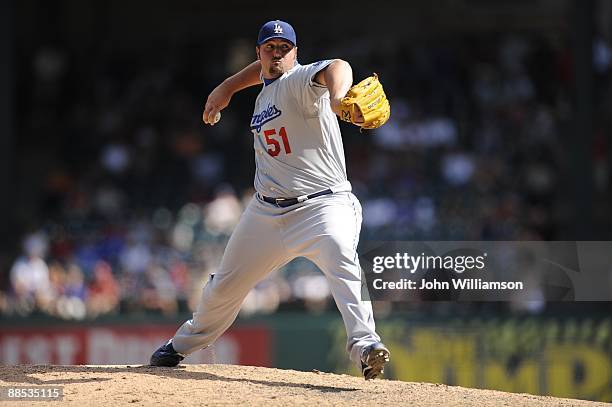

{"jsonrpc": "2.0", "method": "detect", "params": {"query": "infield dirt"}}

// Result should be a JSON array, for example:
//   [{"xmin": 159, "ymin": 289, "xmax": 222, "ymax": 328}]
[{"xmin": 0, "ymin": 364, "xmax": 607, "ymax": 406}]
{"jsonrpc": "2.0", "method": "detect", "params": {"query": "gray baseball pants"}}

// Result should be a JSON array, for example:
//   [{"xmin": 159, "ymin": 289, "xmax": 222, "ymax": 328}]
[{"xmin": 171, "ymin": 191, "xmax": 381, "ymax": 364}]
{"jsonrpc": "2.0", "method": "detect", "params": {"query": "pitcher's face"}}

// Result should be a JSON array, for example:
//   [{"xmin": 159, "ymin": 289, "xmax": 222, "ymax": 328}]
[{"xmin": 256, "ymin": 39, "xmax": 297, "ymax": 79}]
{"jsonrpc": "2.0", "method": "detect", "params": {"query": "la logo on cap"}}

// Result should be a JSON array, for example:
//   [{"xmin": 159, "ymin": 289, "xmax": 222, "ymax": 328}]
[{"xmin": 273, "ymin": 23, "xmax": 283, "ymax": 34}]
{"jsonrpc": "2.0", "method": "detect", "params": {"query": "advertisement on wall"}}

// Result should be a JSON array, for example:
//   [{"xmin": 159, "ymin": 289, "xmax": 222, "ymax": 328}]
[{"xmin": 0, "ymin": 324, "xmax": 271, "ymax": 366}]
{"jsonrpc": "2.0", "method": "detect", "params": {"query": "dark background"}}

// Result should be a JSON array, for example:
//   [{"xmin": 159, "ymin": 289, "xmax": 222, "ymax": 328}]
[{"xmin": 0, "ymin": 0, "xmax": 610, "ymax": 319}]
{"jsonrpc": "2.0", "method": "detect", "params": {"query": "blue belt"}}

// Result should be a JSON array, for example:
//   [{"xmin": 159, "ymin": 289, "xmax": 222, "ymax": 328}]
[{"xmin": 260, "ymin": 188, "xmax": 333, "ymax": 208}]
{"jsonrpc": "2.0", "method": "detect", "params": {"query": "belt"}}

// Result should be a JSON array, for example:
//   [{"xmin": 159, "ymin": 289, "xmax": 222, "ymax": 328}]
[{"xmin": 259, "ymin": 188, "xmax": 334, "ymax": 208}]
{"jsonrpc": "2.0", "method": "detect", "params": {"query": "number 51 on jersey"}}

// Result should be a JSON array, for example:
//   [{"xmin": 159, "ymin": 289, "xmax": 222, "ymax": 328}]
[{"xmin": 264, "ymin": 127, "xmax": 292, "ymax": 157}]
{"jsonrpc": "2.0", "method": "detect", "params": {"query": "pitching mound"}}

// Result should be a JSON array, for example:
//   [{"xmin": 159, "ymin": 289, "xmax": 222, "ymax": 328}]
[{"xmin": 0, "ymin": 364, "xmax": 606, "ymax": 406}]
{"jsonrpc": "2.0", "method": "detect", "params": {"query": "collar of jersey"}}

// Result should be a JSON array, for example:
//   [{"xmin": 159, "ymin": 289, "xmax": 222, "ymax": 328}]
[
  {"xmin": 262, "ymin": 63, "xmax": 301, "ymax": 87},
  {"xmin": 263, "ymin": 76, "xmax": 280, "ymax": 86}
]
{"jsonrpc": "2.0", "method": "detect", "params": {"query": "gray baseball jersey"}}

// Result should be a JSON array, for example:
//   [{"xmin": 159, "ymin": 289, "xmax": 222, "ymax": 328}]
[{"xmin": 250, "ymin": 61, "xmax": 352, "ymax": 197}]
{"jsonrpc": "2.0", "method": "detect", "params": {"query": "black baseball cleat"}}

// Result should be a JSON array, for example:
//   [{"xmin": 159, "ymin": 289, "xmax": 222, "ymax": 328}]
[
  {"xmin": 361, "ymin": 342, "xmax": 390, "ymax": 380},
  {"xmin": 150, "ymin": 340, "xmax": 185, "ymax": 367}
]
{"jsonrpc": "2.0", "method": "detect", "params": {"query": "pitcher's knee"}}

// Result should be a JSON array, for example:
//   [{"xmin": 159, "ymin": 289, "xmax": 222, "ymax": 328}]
[{"xmin": 203, "ymin": 273, "xmax": 251, "ymax": 304}]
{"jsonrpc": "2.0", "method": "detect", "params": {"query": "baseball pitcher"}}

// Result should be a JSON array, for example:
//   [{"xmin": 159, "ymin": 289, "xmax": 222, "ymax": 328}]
[{"xmin": 150, "ymin": 20, "xmax": 391, "ymax": 380}]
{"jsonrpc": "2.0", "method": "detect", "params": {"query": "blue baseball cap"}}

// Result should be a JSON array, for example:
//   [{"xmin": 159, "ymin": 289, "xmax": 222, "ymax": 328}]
[{"xmin": 257, "ymin": 20, "xmax": 297, "ymax": 46}]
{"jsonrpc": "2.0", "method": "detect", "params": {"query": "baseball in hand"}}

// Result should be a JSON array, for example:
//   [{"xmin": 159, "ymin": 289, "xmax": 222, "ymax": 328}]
[{"xmin": 213, "ymin": 112, "xmax": 221, "ymax": 124}]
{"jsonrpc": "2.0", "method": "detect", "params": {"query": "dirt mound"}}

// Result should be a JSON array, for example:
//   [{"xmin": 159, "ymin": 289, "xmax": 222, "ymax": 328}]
[{"xmin": 0, "ymin": 364, "xmax": 606, "ymax": 406}]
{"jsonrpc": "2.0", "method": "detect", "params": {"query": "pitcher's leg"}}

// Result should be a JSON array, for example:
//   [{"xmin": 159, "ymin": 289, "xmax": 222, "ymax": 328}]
[
  {"xmin": 291, "ymin": 193, "xmax": 382, "ymax": 364},
  {"xmin": 311, "ymin": 240, "xmax": 381, "ymax": 364},
  {"xmin": 172, "ymin": 200, "xmax": 289, "ymax": 355}
]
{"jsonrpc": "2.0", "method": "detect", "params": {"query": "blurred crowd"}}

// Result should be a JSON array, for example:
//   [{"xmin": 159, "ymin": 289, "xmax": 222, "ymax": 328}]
[{"xmin": 1, "ymin": 28, "xmax": 611, "ymax": 319}]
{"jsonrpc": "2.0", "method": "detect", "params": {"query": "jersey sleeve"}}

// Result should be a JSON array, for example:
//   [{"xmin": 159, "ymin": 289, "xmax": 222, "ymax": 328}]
[{"xmin": 287, "ymin": 60, "xmax": 334, "ymax": 115}]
